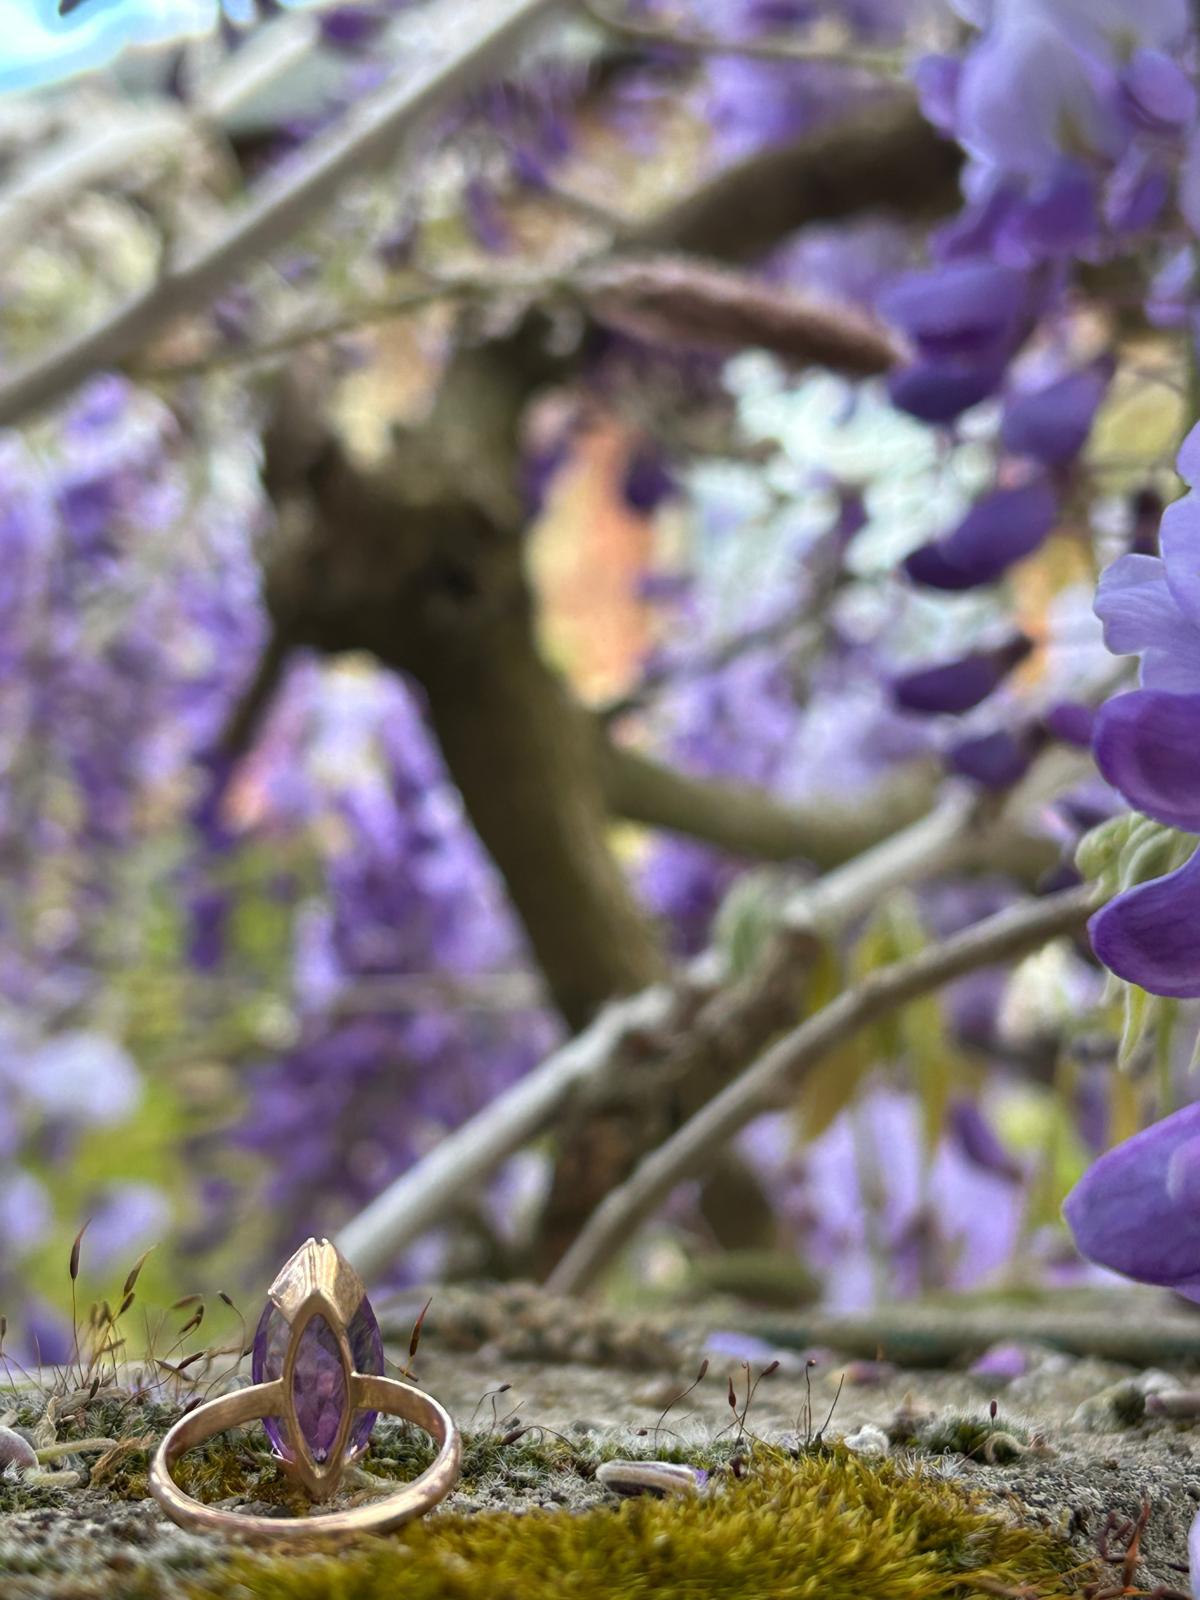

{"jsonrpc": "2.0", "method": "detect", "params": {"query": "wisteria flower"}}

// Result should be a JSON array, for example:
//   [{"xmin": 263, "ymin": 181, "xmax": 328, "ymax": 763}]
[
  {"xmin": 958, "ymin": 15, "xmax": 1124, "ymax": 181},
  {"xmin": 1089, "ymin": 422, "xmax": 1200, "ymax": 995},
  {"xmin": 904, "ymin": 481, "xmax": 1058, "ymax": 590},
  {"xmin": 19, "ymin": 1031, "xmax": 141, "ymax": 1125},
  {"xmin": 1000, "ymin": 357, "xmax": 1114, "ymax": 467},
  {"xmin": 880, "ymin": 258, "xmax": 1035, "ymax": 422},
  {"xmin": 891, "ymin": 634, "xmax": 1033, "ymax": 715},
  {"xmin": 1064, "ymin": 1098, "xmax": 1200, "ymax": 1300},
  {"xmin": 936, "ymin": 0, "xmax": 1197, "ymax": 273}
]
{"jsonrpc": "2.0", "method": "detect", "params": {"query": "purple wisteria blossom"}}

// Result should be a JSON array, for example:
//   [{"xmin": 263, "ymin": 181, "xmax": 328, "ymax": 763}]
[
  {"xmin": 227, "ymin": 667, "xmax": 558, "ymax": 1263},
  {"xmin": 880, "ymin": 259, "xmax": 1035, "ymax": 422},
  {"xmin": 691, "ymin": 0, "xmax": 902, "ymax": 161},
  {"xmin": 1089, "ymin": 423, "xmax": 1200, "ymax": 995},
  {"xmin": 946, "ymin": 727, "xmax": 1035, "ymax": 789},
  {"xmin": 886, "ymin": 0, "xmax": 1199, "ymax": 439},
  {"xmin": 936, "ymin": 0, "xmax": 1197, "ymax": 276},
  {"xmin": 891, "ymin": 635, "xmax": 1033, "ymax": 715},
  {"xmin": 904, "ymin": 481, "xmax": 1059, "ymax": 590},
  {"xmin": 1000, "ymin": 358, "xmax": 1114, "ymax": 466},
  {"xmin": 1064, "ymin": 1098, "xmax": 1200, "ymax": 1299},
  {"xmin": 741, "ymin": 1085, "xmax": 1027, "ymax": 1311}
]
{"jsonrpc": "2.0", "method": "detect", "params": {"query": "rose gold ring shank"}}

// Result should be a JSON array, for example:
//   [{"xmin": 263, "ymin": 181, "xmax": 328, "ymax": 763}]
[
  {"xmin": 148, "ymin": 1237, "xmax": 460, "ymax": 1544},
  {"xmin": 149, "ymin": 1373, "xmax": 461, "ymax": 1544}
]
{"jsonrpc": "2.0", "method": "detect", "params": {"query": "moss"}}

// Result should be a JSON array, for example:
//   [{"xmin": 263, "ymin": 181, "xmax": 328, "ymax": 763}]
[
  {"xmin": 0, "ymin": 1395, "xmax": 1089, "ymax": 1600},
  {"xmin": 1108, "ymin": 1381, "xmax": 1149, "ymax": 1428},
  {"xmin": 0, "ymin": 1472, "xmax": 75, "ymax": 1514},
  {"xmin": 197, "ymin": 1419, "xmax": 746, "ymax": 1505},
  {"xmin": 186, "ymin": 1448, "xmax": 1091, "ymax": 1600},
  {"xmin": 92, "ymin": 1409, "xmax": 738, "ymax": 1512},
  {"xmin": 889, "ymin": 1409, "xmax": 1030, "ymax": 1463}
]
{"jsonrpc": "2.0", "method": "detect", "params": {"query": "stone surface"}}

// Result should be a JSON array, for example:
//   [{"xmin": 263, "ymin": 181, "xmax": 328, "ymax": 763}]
[
  {"xmin": 251, "ymin": 1292, "xmax": 384, "ymax": 1463},
  {"xmin": 10, "ymin": 1286, "xmax": 1200, "ymax": 1597}
]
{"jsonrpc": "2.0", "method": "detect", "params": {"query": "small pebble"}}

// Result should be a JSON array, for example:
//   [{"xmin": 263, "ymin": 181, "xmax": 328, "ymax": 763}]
[
  {"xmin": 0, "ymin": 1427, "xmax": 37, "ymax": 1471},
  {"xmin": 1146, "ymin": 1389, "xmax": 1200, "ymax": 1419},
  {"xmin": 843, "ymin": 1424, "xmax": 890, "ymax": 1457},
  {"xmin": 595, "ymin": 1460, "xmax": 703, "ymax": 1498}
]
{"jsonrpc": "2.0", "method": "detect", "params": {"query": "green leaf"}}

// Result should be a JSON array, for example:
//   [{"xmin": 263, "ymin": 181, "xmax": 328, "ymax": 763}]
[
  {"xmin": 797, "ymin": 1037, "xmax": 874, "ymax": 1139},
  {"xmin": 1117, "ymin": 983, "xmax": 1153, "ymax": 1072},
  {"xmin": 1074, "ymin": 812, "xmax": 1196, "ymax": 903},
  {"xmin": 1075, "ymin": 812, "xmax": 1145, "ymax": 892},
  {"xmin": 713, "ymin": 869, "xmax": 793, "ymax": 981},
  {"xmin": 842, "ymin": 893, "xmax": 956, "ymax": 1152}
]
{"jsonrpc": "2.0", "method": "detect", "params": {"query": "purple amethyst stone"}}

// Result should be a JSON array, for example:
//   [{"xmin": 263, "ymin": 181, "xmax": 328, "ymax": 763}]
[{"xmin": 252, "ymin": 1292, "xmax": 384, "ymax": 1464}]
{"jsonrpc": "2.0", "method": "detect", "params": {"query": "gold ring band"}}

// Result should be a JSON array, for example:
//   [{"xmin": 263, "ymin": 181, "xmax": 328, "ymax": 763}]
[{"xmin": 150, "ymin": 1372, "xmax": 462, "ymax": 1544}]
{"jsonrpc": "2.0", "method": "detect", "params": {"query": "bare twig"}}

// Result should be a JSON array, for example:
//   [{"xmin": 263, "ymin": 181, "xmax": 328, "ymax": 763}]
[
  {"xmin": 134, "ymin": 282, "xmax": 465, "ymax": 382},
  {"xmin": 0, "ymin": 0, "xmax": 563, "ymax": 427},
  {"xmin": 134, "ymin": 270, "xmax": 567, "ymax": 382},
  {"xmin": 335, "ymin": 788, "xmax": 982, "ymax": 1280},
  {"xmin": 599, "ymin": 743, "xmax": 942, "ymax": 871},
  {"xmin": 630, "ymin": 96, "xmax": 962, "ymax": 264},
  {"xmin": 574, "ymin": 0, "xmax": 904, "ymax": 71},
  {"xmin": 139, "ymin": 249, "xmax": 898, "ymax": 382},
  {"xmin": 581, "ymin": 254, "xmax": 900, "ymax": 373},
  {"xmin": 0, "ymin": 11, "xmax": 323, "ymax": 248},
  {"xmin": 546, "ymin": 884, "xmax": 1095, "ymax": 1294},
  {"xmin": 335, "ymin": 983, "xmax": 672, "ymax": 1279}
]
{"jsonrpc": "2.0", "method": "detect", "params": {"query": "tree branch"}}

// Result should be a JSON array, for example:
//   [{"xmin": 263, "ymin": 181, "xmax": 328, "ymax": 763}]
[
  {"xmin": 574, "ymin": 0, "xmax": 904, "ymax": 70},
  {"xmin": 545, "ymin": 883, "xmax": 1097, "ymax": 1295},
  {"xmin": 0, "ymin": 62, "xmax": 957, "ymax": 422},
  {"xmin": 740, "ymin": 1294, "xmax": 1200, "ymax": 1368},
  {"xmin": 335, "ymin": 788, "xmax": 988, "ymax": 1281},
  {"xmin": 599, "ymin": 741, "xmax": 942, "ymax": 870},
  {"xmin": 629, "ymin": 96, "xmax": 963, "ymax": 265},
  {"xmin": 599, "ymin": 736, "xmax": 1084, "ymax": 885},
  {"xmin": 257, "ymin": 328, "xmax": 666, "ymax": 1031},
  {"xmin": 0, "ymin": 10, "xmax": 321, "ymax": 250},
  {"xmin": 139, "ymin": 250, "xmax": 899, "ymax": 383},
  {"xmin": 0, "ymin": 0, "xmax": 563, "ymax": 428}
]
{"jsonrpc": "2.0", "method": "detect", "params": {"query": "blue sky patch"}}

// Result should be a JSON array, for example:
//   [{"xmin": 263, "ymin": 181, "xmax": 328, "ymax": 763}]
[{"xmin": 0, "ymin": 0, "xmax": 305, "ymax": 94}]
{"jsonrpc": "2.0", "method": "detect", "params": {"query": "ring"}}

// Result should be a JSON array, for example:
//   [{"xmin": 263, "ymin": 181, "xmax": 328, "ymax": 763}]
[{"xmin": 149, "ymin": 1237, "xmax": 461, "ymax": 1543}]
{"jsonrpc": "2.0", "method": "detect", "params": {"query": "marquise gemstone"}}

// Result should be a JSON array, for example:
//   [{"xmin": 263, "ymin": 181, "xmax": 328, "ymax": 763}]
[{"xmin": 252, "ymin": 1292, "xmax": 384, "ymax": 1464}]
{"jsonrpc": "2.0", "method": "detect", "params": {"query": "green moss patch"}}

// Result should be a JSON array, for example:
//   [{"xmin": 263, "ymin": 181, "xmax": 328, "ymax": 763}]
[
  {"xmin": 889, "ymin": 1409, "xmax": 1032, "ymax": 1463},
  {"xmin": 190, "ymin": 1448, "xmax": 1091, "ymax": 1600}
]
